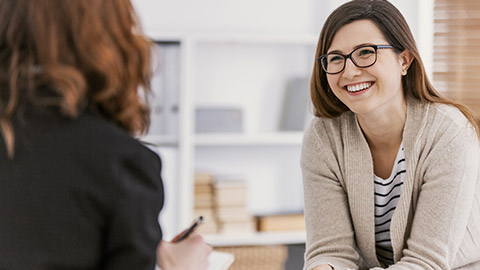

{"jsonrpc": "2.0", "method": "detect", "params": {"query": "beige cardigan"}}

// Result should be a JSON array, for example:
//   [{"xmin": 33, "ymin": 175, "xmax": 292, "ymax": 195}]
[{"xmin": 301, "ymin": 98, "xmax": 480, "ymax": 270}]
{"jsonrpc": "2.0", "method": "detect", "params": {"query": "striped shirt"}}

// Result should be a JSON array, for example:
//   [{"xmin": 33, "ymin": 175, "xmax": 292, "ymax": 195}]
[{"xmin": 374, "ymin": 144, "xmax": 405, "ymax": 266}]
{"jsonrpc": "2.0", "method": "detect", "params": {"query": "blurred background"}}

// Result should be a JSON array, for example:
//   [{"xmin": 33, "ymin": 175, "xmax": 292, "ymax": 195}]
[{"xmin": 132, "ymin": 0, "xmax": 479, "ymax": 269}]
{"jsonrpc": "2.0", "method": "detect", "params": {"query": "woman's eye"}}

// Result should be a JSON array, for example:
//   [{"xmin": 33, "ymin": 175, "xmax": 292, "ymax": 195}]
[
  {"xmin": 328, "ymin": 55, "xmax": 343, "ymax": 63},
  {"xmin": 358, "ymin": 49, "xmax": 375, "ymax": 56}
]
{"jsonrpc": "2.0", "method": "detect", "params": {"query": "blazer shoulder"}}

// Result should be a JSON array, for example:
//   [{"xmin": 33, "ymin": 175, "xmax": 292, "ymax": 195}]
[{"xmin": 65, "ymin": 110, "xmax": 161, "ymax": 166}]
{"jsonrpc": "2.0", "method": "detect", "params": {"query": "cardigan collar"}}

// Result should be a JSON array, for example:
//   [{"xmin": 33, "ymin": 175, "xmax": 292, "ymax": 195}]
[
  {"xmin": 341, "ymin": 96, "xmax": 429, "ymax": 267},
  {"xmin": 391, "ymin": 97, "xmax": 429, "ymax": 262}
]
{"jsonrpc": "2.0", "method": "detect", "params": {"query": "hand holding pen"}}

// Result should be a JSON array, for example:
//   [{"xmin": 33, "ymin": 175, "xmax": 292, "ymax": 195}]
[
  {"xmin": 156, "ymin": 216, "xmax": 212, "ymax": 270},
  {"xmin": 172, "ymin": 216, "xmax": 204, "ymax": 243}
]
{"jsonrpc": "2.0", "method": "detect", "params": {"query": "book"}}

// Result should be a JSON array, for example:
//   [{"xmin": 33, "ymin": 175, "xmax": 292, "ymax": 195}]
[
  {"xmin": 195, "ymin": 184, "xmax": 214, "ymax": 195},
  {"xmin": 207, "ymin": 251, "xmax": 235, "ymax": 270},
  {"xmin": 213, "ymin": 180, "xmax": 248, "ymax": 206},
  {"xmin": 256, "ymin": 213, "xmax": 305, "ymax": 232},
  {"xmin": 215, "ymin": 206, "xmax": 251, "ymax": 221},
  {"xmin": 195, "ymin": 194, "xmax": 214, "ymax": 208},
  {"xmin": 195, "ymin": 172, "xmax": 215, "ymax": 185},
  {"xmin": 218, "ymin": 219, "xmax": 256, "ymax": 234},
  {"xmin": 194, "ymin": 173, "xmax": 218, "ymax": 234},
  {"xmin": 194, "ymin": 209, "xmax": 218, "ymax": 234},
  {"xmin": 212, "ymin": 179, "xmax": 255, "ymax": 234}
]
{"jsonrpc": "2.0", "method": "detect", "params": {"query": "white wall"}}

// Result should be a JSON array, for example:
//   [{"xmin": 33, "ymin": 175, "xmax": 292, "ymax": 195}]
[
  {"xmin": 133, "ymin": 0, "xmax": 318, "ymax": 35},
  {"xmin": 133, "ymin": 0, "xmax": 419, "ymax": 36},
  {"xmin": 132, "ymin": 0, "xmax": 431, "ymax": 69}
]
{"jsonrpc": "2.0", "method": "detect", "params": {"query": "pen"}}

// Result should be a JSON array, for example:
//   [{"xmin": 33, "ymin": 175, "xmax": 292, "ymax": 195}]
[{"xmin": 171, "ymin": 216, "xmax": 203, "ymax": 243}]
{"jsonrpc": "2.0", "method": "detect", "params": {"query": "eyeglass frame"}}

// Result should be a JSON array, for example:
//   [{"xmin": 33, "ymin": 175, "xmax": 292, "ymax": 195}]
[{"xmin": 318, "ymin": 45, "xmax": 394, "ymax": 75}]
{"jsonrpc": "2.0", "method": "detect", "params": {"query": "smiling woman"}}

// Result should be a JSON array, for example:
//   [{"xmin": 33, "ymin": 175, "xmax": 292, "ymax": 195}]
[
  {"xmin": 302, "ymin": 0, "xmax": 480, "ymax": 269},
  {"xmin": 323, "ymin": 20, "xmax": 409, "ymax": 119}
]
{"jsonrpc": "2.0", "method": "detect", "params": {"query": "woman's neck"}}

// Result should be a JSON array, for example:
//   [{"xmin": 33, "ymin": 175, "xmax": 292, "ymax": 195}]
[{"xmin": 356, "ymin": 101, "xmax": 406, "ymax": 151}]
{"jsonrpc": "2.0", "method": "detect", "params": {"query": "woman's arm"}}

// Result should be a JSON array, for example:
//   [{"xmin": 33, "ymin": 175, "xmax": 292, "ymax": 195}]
[
  {"xmin": 380, "ymin": 124, "xmax": 479, "ymax": 269},
  {"xmin": 301, "ymin": 121, "xmax": 362, "ymax": 270}
]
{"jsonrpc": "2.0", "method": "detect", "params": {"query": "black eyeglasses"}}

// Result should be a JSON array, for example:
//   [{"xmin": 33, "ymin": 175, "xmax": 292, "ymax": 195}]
[{"xmin": 318, "ymin": 45, "xmax": 394, "ymax": 75}]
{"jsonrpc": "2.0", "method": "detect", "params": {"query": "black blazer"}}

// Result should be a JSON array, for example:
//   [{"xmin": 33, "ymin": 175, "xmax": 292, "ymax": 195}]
[{"xmin": 0, "ymin": 106, "xmax": 164, "ymax": 270}]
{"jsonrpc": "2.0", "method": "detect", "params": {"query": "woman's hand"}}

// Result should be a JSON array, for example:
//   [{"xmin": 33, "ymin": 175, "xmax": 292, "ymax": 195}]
[{"xmin": 156, "ymin": 232, "xmax": 212, "ymax": 270}]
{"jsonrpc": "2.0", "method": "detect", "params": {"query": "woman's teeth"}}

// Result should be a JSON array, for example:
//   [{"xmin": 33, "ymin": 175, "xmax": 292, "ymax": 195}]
[{"xmin": 347, "ymin": 82, "xmax": 372, "ymax": 92}]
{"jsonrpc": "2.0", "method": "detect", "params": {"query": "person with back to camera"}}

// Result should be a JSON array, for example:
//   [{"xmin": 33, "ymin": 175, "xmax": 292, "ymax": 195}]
[
  {"xmin": 0, "ymin": 0, "xmax": 211, "ymax": 269},
  {"xmin": 301, "ymin": 0, "xmax": 480, "ymax": 269}
]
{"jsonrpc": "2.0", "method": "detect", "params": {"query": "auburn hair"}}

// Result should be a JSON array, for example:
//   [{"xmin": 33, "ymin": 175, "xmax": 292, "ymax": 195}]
[
  {"xmin": 311, "ymin": 0, "xmax": 479, "ymax": 136},
  {"xmin": 0, "ymin": 0, "xmax": 153, "ymax": 157}
]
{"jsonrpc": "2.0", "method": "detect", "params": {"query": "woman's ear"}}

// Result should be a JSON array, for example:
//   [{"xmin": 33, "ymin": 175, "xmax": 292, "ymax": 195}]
[{"xmin": 399, "ymin": 50, "xmax": 414, "ymax": 76}]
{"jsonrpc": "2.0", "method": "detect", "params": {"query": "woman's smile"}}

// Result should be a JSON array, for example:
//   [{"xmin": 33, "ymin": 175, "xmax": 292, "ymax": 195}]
[{"xmin": 343, "ymin": 81, "xmax": 375, "ymax": 96}]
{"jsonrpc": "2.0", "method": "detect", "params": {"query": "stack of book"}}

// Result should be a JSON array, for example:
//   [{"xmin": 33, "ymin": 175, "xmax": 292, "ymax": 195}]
[
  {"xmin": 213, "ymin": 179, "xmax": 255, "ymax": 234},
  {"xmin": 194, "ymin": 173, "xmax": 218, "ymax": 234},
  {"xmin": 256, "ymin": 212, "xmax": 305, "ymax": 232}
]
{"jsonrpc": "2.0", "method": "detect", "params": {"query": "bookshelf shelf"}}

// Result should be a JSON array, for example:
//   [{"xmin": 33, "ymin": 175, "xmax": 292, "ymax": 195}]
[
  {"xmin": 204, "ymin": 231, "xmax": 306, "ymax": 247},
  {"xmin": 194, "ymin": 132, "xmax": 304, "ymax": 146}
]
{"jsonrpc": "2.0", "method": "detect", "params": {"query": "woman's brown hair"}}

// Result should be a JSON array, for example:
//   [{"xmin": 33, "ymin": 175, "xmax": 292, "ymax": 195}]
[
  {"xmin": 311, "ymin": 0, "xmax": 479, "ymax": 135},
  {"xmin": 0, "ymin": 0, "xmax": 153, "ymax": 157}
]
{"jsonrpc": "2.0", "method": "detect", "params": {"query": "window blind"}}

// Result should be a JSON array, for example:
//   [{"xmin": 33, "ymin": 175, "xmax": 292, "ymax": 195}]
[{"xmin": 433, "ymin": 0, "xmax": 480, "ymax": 117}]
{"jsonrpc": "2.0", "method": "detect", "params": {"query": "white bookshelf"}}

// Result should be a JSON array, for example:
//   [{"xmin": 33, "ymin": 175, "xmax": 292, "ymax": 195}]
[{"xmin": 143, "ymin": 32, "xmax": 316, "ymax": 244}]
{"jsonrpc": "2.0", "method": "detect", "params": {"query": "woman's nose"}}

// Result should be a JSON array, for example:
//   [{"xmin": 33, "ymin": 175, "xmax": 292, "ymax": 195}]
[{"xmin": 342, "ymin": 58, "xmax": 362, "ymax": 79}]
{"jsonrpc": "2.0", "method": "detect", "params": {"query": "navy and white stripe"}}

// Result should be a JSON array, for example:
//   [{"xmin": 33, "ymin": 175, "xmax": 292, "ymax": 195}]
[{"xmin": 374, "ymin": 144, "xmax": 406, "ymax": 266}]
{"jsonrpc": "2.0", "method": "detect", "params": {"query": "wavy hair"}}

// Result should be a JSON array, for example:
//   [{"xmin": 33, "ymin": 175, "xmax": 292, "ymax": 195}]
[
  {"xmin": 0, "ymin": 0, "xmax": 152, "ymax": 157},
  {"xmin": 311, "ymin": 0, "xmax": 479, "ymax": 136}
]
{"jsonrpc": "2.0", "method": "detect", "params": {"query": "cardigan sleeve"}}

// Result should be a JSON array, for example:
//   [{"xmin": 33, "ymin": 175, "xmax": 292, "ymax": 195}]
[
  {"xmin": 374, "ymin": 123, "xmax": 480, "ymax": 269},
  {"xmin": 301, "ymin": 120, "xmax": 363, "ymax": 270}
]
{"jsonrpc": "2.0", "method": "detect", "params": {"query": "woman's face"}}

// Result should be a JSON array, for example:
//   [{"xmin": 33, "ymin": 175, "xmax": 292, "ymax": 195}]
[{"xmin": 326, "ymin": 20, "xmax": 410, "ymax": 117}]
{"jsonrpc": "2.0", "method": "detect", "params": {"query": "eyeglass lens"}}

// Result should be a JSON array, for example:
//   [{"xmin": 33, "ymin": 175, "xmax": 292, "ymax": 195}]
[{"xmin": 323, "ymin": 46, "xmax": 377, "ymax": 74}]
